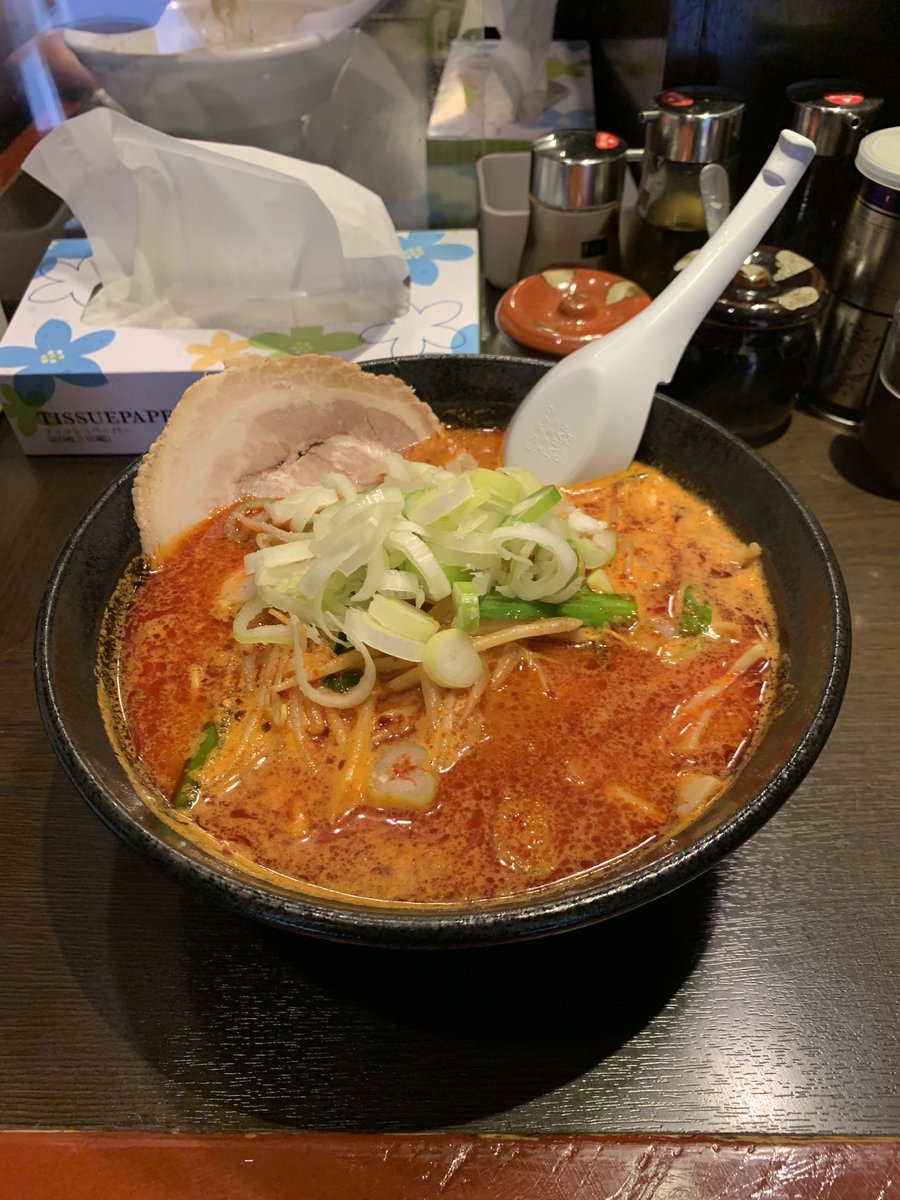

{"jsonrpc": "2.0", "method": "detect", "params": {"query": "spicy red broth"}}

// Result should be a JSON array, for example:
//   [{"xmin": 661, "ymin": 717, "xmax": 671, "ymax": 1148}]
[{"xmin": 104, "ymin": 430, "xmax": 778, "ymax": 904}]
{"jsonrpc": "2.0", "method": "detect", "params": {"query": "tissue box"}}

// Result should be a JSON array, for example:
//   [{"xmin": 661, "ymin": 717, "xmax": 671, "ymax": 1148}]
[
  {"xmin": 0, "ymin": 231, "xmax": 480, "ymax": 456},
  {"xmin": 427, "ymin": 38, "xmax": 595, "ymax": 227}
]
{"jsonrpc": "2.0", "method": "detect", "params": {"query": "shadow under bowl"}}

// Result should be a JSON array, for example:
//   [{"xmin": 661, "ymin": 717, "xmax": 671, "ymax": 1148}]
[{"xmin": 35, "ymin": 355, "xmax": 851, "ymax": 948}]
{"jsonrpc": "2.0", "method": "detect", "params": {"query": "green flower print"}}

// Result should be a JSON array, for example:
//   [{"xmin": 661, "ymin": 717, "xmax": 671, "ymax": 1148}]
[
  {"xmin": 1, "ymin": 382, "xmax": 50, "ymax": 438},
  {"xmin": 249, "ymin": 327, "xmax": 363, "ymax": 360},
  {"xmin": 546, "ymin": 56, "xmax": 586, "ymax": 81}
]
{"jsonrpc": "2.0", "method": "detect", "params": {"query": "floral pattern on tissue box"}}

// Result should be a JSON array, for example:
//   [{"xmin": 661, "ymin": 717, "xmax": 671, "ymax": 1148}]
[{"xmin": 0, "ymin": 231, "xmax": 480, "ymax": 455}]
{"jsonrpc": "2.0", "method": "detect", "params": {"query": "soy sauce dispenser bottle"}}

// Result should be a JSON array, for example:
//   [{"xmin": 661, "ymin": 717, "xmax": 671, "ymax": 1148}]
[
  {"xmin": 768, "ymin": 81, "xmax": 883, "ymax": 282},
  {"xmin": 622, "ymin": 86, "xmax": 745, "ymax": 297}
]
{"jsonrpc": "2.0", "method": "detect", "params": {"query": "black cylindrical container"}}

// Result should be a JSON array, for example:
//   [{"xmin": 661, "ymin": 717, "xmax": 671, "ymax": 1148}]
[{"xmin": 665, "ymin": 245, "xmax": 828, "ymax": 444}]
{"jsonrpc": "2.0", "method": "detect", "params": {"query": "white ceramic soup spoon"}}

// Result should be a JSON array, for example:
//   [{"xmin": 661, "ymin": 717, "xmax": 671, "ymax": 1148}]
[{"xmin": 503, "ymin": 129, "xmax": 816, "ymax": 483}]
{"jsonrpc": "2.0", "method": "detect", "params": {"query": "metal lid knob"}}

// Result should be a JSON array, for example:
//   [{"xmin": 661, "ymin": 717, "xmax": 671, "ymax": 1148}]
[
  {"xmin": 640, "ymin": 86, "xmax": 745, "ymax": 164},
  {"xmin": 529, "ymin": 130, "xmax": 628, "ymax": 211}
]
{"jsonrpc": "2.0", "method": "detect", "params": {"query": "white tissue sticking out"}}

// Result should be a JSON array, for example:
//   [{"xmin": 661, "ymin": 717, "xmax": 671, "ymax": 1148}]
[
  {"xmin": 484, "ymin": 0, "xmax": 559, "ymax": 125},
  {"xmin": 23, "ymin": 108, "xmax": 409, "ymax": 331}
]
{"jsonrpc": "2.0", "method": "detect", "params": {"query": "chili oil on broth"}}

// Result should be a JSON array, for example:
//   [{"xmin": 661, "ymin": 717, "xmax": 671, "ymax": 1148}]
[{"xmin": 102, "ymin": 429, "xmax": 779, "ymax": 906}]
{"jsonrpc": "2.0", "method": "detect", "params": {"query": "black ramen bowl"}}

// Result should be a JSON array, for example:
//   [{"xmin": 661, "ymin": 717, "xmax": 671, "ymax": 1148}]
[{"xmin": 35, "ymin": 355, "xmax": 851, "ymax": 948}]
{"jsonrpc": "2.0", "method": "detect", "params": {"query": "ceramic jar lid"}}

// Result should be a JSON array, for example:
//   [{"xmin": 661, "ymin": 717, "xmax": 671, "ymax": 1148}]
[
  {"xmin": 673, "ymin": 244, "xmax": 828, "ymax": 330},
  {"xmin": 496, "ymin": 267, "xmax": 650, "ymax": 357}
]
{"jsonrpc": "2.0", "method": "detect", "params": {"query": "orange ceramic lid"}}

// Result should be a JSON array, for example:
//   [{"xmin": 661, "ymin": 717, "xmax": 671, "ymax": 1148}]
[{"xmin": 496, "ymin": 268, "xmax": 650, "ymax": 357}]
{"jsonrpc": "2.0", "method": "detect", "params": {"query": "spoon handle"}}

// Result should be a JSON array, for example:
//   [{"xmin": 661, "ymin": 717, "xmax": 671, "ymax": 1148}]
[
  {"xmin": 612, "ymin": 130, "xmax": 816, "ymax": 382},
  {"xmin": 699, "ymin": 163, "xmax": 730, "ymax": 235}
]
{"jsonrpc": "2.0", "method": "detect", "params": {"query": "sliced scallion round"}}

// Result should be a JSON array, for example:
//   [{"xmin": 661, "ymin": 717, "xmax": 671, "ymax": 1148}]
[{"xmin": 421, "ymin": 627, "xmax": 482, "ymax": 688}]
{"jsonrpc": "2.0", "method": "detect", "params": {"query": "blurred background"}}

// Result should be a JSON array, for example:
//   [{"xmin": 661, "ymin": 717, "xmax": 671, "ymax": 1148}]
[{"xmin": 1, "ymin": 0, "xmax": 897, "ymax": 313}]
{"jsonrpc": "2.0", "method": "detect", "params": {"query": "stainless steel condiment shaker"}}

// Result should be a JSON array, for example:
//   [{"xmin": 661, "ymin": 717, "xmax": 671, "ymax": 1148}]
[
  {"xmin": 768, "ymin": 81, "xmax": 883, "ymax": 282},
  {"xmin": 621, "ymin": 86, "xmax": 745, "ymax": 296},
  {"xmin": 810, "ymin": 127, "xmax": 900, "ymax": 425},
  {"xmin": 518, "ymin": 129, "xmax": 628, "ymax": 279},
  {"xmin": 861, "ymin": 295, "xmax": 900, "ymax": 488}
]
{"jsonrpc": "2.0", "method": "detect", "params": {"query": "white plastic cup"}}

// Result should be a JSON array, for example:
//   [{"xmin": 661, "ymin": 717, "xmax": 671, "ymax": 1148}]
[{"xmin": 476, "ymin": 152, "xmax": 530, "ymax": 289}]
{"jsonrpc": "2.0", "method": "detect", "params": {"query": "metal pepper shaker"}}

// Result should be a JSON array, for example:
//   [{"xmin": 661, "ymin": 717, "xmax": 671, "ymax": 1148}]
[
  {"xmin": 860, "ymin": 295, "xmax": 900, "ymax": 488},
  {"xmin": 517, "ymin": 129, "xmax": 628, "ymax": 279},
  {"xmin": 810, "ymin": 127, "xmax": 900, "ymax": 425}
]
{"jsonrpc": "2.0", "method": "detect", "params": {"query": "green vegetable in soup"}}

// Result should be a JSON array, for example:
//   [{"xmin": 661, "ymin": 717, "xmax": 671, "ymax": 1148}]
[
  {"xmin": 478, "ymin": 588, "xmax": 636, "ymax": 626},
  {"xmin": 680, "ymin": 586, "xmax": 713, "ymax": 636},
  {"xmin": 321, "ymin": 669, "xmax": 364, "ymax": 693},
  {"xmin": 173, "ymin": 721, "xmax": 220, "ymax": 808}
]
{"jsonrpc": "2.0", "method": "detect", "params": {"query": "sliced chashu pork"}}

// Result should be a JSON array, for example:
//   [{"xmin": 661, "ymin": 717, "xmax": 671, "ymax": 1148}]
[{"xmin": 133, "ymin": 354, "xmax": 442, "ymax": 564}]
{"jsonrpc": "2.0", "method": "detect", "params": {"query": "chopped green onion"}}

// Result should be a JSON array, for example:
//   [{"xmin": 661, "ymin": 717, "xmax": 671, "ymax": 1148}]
[
  {"xmin": 268, "ymin": 486, "xmax": 338, "ymax": 531},
  {"xmin": 368, "ymin": 594, "xmax": 439, "ymax": 642},
  {"xmin": 451, "ymin": 581, "xmax": 480, "ymax": 633},
  {"xmin": 505, "ymin": 484, "xmax": 562, "ymax": 524},
  {"xmin": 290, "ymin": 616, "xmax": 376, "ymax": 709},
  {"xmin": 586, "ymin": 567, "xmax": 613, "ymax": 593},
  {"xmin": 407, "ymin": 473, "xmax": 475, "ymax": 526},
  {"xmin": 422, "ymin": 627, "xmax": 483, "ymax": 688},
  {"xmin": 497, "ymin": 465, "xmax": 542, "ymax": 495},
  {"xmin": 489, "ymin": 521, "xmax": 578, "ymax": 600},
  {"xmin": 387, "ymin": 529, "xmax": 452, "ymax": 601},
  {"xmin": 344, "ymin": 607, "xmax": 428, "ymax": 662},
  {"xmin": 570, "ymin": 532, "xmax": 615, "ymax": 569},
  {"xmin": 401, "ymin": 488, "xmax": 427, "ymax": 517},
  {"xmin": 441, "ymin": 564, "xmax": 473, "ymax": 584},
  {"xmin": 467, "ymin": 468, "xmax": 521, "ymax": 506},
  {"xmin": 232, "ymin": 462, "xmax": 632, "ymax": 702},
  {"xmin": 233, "ymin": 598, "xmax": 293, "ymax": 645},
  {"xmin": 680, "ymin": 586, "xmax": 712, "ymax": 636},
  {"xmin": 366, "ymin": 742, "xmax": 436, "ymax": 809},
  {"xmin": 427, "ymin": 528, "xmax": 500, "ymax": 570}
]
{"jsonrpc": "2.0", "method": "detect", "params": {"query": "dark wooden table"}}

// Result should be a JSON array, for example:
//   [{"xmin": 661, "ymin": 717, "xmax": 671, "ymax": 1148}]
[{"xmin": 1, "ymin": 402, "xmax": 898, "ymax": 1139}]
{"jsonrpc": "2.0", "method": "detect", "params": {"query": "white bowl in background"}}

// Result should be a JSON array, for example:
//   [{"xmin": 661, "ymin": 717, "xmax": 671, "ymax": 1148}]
[{"xmin": 64, "ymin": 0, "xmax": 386, "ymax": 157}]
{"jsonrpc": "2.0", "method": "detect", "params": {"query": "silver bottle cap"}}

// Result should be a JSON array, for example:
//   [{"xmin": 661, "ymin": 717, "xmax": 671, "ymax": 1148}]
[
  {"xmin": 639, "ymin": 87, "xmax": 744, "ymax": 164},
  {"xmin": 529, "ymin": 130, "xmax": 627, "ymax": 211},
  {"xmin": 787, "ymin": 81, "xmax": 883, "ymax": 157}
]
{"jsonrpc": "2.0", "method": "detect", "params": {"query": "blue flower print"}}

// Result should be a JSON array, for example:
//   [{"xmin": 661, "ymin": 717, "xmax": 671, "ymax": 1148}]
[
  {"xmin": 362, "ymin": 300, "xmax": 472, "ymax": 357},
  {"xmin": 0, "ymin": 318, "xmax": 114, "ymax": 387},
  {"xmin": 399, "ymin": 232, "xmax": 474, "ymax": 287},
  {"xmin": 527, "ymin": 106, "xmax": 596, "ymax": 131},
  {"xmin": 36, "ymin": 238, "xmax": 92, "ymax": 279},
  {"xmin": 29, "ymin": 248, "xmax": 99, "ymax": 309},
  {"xmin": 450, "ymin": 323, "xmax": 480, "ymax": 354}
]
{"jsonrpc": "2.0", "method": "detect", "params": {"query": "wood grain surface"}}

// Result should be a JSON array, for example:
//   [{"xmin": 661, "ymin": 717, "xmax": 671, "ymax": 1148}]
[
  {"xmin": 1, "ymin": 408, "xmax": 898, "ymax": 1136},
  {"xmin": 0, "ymin": 1133, "xmax": 898, "ymax": 1198}
]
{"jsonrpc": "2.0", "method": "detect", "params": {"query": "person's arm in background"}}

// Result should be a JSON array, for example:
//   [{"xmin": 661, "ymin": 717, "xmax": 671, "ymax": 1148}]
[{"xmin": 1, "ymin": 3, "xmax": 98, "ymax": 148}]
